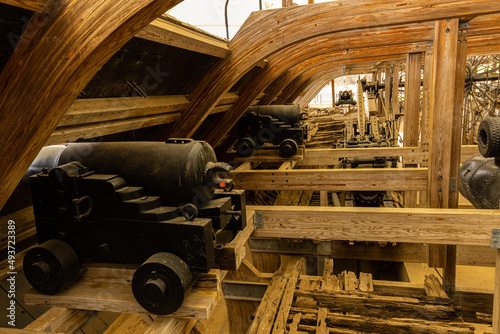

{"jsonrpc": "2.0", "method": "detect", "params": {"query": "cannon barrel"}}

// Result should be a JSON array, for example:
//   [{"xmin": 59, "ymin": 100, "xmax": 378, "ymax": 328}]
[
  {"xmin": 29, "ymin": 139, "xmax": 232, "ymax": 207},
  {"xmin": 247, "ymin": 104, "xmax": 307, "ymax": 125}
]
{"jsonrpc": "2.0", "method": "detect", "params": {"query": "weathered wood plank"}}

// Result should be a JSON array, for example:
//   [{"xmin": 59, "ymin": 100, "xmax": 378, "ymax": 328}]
[
  {"xmin": 136, "ymin": 15, "xmax": 229, "ymax": 58},
  {"xmin": 231, "ymin": 168, "xmax": 428, "ymax": 191},
  {"xmin": 493, "ymin": 249, "xmax": 500, "ymax": 334},
  {"xmin": 248, "ymin": 205, "xmax": 500, "ymax": 246},
  {"xmin": 296, "ymin": 147, "xmax": 427, "ymax": 166},
  {"xmin": 294, "ymin": 312, "xmax": 475, "ymax": 334},
  {"xmin": 25, "ymin": 307, "xmax": 93, "ymax": 333},
  {"xmin": 272, "ymin": 258, "xmax": 304, "ymax": 334},
  {"xmin": 24, "ymin": 265, "xmax": 221, "ymax": 320}
]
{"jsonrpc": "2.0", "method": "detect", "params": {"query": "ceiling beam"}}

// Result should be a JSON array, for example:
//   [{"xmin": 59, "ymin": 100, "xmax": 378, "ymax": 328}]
[{"xmin": 135, "ymin": 15, "xmax": 230, "ymax": 58}]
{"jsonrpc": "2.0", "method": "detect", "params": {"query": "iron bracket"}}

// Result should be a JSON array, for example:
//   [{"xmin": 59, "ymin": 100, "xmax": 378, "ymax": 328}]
[
  {"xmin": 491, "ymin": 229, "xmax": 500, "ymax": 249},
  {"xmin": 253, "ymin": 211, "xmax": 264, "ymax": 229}
]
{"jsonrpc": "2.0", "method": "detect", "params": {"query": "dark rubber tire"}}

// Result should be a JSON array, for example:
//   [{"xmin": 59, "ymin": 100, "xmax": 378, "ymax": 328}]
[
  {"xmin": 132, "ymin": 252, "xmax": 192, "ymax": 315},
  {"xmin": 478, "ymin": 117, "xmax": 500, "ymax": 158},
  {"xmin": 236, "ymin": 137, "xmax": 256, "ymax": 157},
  {"xmin": 24, "ymin": 239, "xmax": 80, "ymax": 294},
  {"xmin": 279, "ymin": 139, "xmax": 298, "ymax": 158}
]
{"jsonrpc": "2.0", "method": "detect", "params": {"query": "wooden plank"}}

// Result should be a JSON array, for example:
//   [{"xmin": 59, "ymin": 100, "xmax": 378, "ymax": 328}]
[
  {"xmin": 403, "ymin": 52, "xmax": 423, "ymax": 149},
  {"xmin": 272, "ymin": 258, "xmax": 304, "ymax": 334},
  {"xmin": 136, "ymin": 15, "xmax": 229, "ymax": 58},
  {"xmin": 316, "ymin": 307, "xmax": 328, "ymax": 334},
  {"xmin": 403, "ymin": 52, "xmax": 422, "ymax": 209},
  {"xmin": 0, "ymin": 329, "xmax": 66, "ymax": 334},
  {"xmin": 143, "ymin": 317, "xmax": 197, "ymax": 334},
  {"xmin": 104, "ymin": 314, "xmax": 148, "ymax": 334},
  {"xmin": 296, "ymin": 147, "xmax": 426, "ymax": 166},
  {"xmin": 493, "ymin": 249, "xmax": 500, "ymax": 334},
  {"xmin": 424, "ymin": 274, "xmax": 449, "ymax": 300},
  {"xmin": 248, "ymin": 205, "xmax": 500, "ymax": 246},
  {"xmin": 0, "ymin": 206, "xmax": 35, "ymax": 239},
  {"xmin": 293, "ymin": 312, "xmax": 475, "ymax": 334},
  {"xmin": 58, "ymin": 95, "xmax": 190, "ymax": 127},
  {"xmin": 24, "ymin": 265, "xmax": 221, "ymax": 320},
  {"xmin": 49, "ymin": 113, "xmax": 180, "ymax": 145},
  {"xmin": 358, "ymin": 273, "xmax": 374, "ymax": 292},
  {"xmin": 0, "ymin": 0, "xmax": 183, "ymax": 211},
  {"xmin": 230, "ymin": 168, "xmax": 428, "ymax": 191},
  {"xmin": 25, "ymin": 307, "xmax": 93, "ymax": 333},
  {"xmin": 289, "ymin": 313, "xmax": 302, "ymax": 334},
  {"xmin": 0, "ymin": 0, "xmax": 49, "ymax": 12},
  {"xmin": 391, "ymin": 64, "xmax": 400, "ymax": 117},
  {"xmin": 50, "ymin": 93, "xmax": 238, "ymax": 144},
  {"xmin": 292, "ymin": 290, "xmax": 460, "ymax": 320},
  {"xmin": 246, "ymin": 270, "xmax": 288, "ymax": 334}
]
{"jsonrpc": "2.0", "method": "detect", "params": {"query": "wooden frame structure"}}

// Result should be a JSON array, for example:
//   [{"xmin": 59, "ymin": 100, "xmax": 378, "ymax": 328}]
[{"xmin": 2, "ymin": 0, "xmax": 500, "ymax": 333}]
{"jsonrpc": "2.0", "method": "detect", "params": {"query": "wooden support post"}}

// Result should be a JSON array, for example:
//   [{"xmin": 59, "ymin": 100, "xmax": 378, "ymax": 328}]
[
  {"xmin": 331, "ymin": 80, "xmax": 335, "ymax": 108},
  {"xmin": 385, "ymin": 67, "xmax": 392, "ymax": 117},
  {"xmin": 404, "ymin": 52, "xmax": 422, "ymax": 208},
  {"xmin": 320, "ymin": 191, "xmax": 329, "ymax": 206},
  {"xmin": 282, "ymin": 0, "xmax": 293, "ymax": 7},
  {"xmin": 493, "ymin": 249, "xmax": 500, "ymax": 334},
  {"xmin": 404, "ymin": 53, "xmax": 422, "ymax": 148},
  {"xmin": 419, "ymin": 50, "xmax": 434, "ymax": 208},
  {"xmin": 427, "ymin": 19, "xmax": 465, "ymax": 295},
  {"xmin": 444, "ymin": 23, "xmax": 468, "ymax": 295},
  {"xmin": 391, "ymin": 65, "xmax": 400, "ymax": 117}
]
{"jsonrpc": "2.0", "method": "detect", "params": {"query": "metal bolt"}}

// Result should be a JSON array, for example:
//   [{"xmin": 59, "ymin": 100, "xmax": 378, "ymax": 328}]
[{"xmin": 446, "ymin": 29, "xmax": 450, "ymax": 33}]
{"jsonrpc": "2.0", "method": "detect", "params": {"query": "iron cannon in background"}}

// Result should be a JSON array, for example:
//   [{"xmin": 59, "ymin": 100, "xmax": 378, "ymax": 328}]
[
  {"xmin": 23, "ymin": 139, "xmax": 246, "ymax": 315},
  {"xmin": 460, "ymin": 117, "xmax": 500, "ymax": 209},
  {"xmin": 236, "ymin": 104, "xmax": 309, "ymax": 158}
]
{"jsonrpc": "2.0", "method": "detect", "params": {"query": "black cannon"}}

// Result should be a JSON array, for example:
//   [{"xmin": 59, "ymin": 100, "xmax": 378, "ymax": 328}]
[
  {"xmin": 23, "ymin": 139, "xmax": 246, "ymax": 315},
  {"xmin": 335, "ymin": 90, "xmax": 356, "ymax": 106},
  {"xmin": 460, "ymin": 117, "xmax": 500, "ymax": 209},
  {"xmin": 236, "ymin": 104, "xmax": 308, "ymax": 158}
]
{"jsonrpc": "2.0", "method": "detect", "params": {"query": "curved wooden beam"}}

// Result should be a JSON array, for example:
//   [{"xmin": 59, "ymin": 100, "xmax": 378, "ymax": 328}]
[
  {"xmin": 295, "ymin": 79, "xmax": 331, "ymax": 107},
  {"xmin": 1, "ymin": 0, "xmax": 49, "ymax": 12},
  {"xmin": 168, "ymin": 0, "xmax": 500, "ymax": 141},
  {"xmin": 202, "ymin": 24, "xmax": 434, "ymax": 145},
  {"xmin": 265, "ymin": 42, "xmax": 428, "ymax": 105},
  {"xmin": 0, "ymin": 0, "xmax": 182, "ymax": 209},
  {"xmin": 277, "ymin": 56, "xmax": 406, "ymax": 104}
]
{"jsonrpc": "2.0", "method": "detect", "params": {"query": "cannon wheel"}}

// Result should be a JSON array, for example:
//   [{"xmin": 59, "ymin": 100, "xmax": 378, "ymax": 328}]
[
  {"xmin": 478, "ymin": 117, "xmax": 500, "ymax": 157},
  {"xmin": 236, "ymin": 137, "xmax": 256, "ymax": 157},
  {"xmin": 279, "ymin": 139, "xmax": 298, "ymax": 158},
  {"xmin": 132, "ymin": 252, "xmax": 192, "ymax": 315},
  {"xmin": 23, "ymin": 239, "xmax": 80, "ymax": 294}
]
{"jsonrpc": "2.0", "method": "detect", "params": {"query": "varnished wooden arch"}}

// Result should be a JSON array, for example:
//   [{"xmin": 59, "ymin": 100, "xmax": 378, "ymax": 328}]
[
  {"xmin": 0, "ymin": 0, "xmax": 182, "ymax": 209},
  {"xmin": 168, "ymin": 0, "xmax": 500, "ymax": 142}
]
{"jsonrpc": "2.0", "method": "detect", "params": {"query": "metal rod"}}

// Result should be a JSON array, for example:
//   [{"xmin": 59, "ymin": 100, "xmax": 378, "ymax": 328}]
[{"xmin": 225, "ymin": 0, "xmax": 230, "ymax": 40}]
